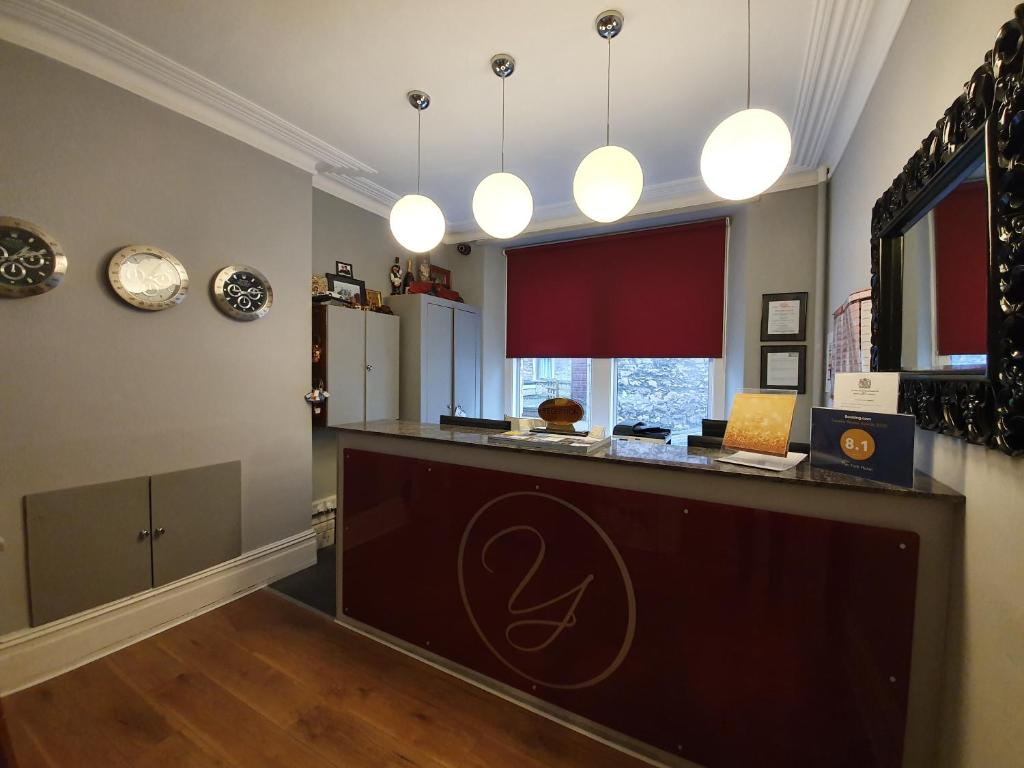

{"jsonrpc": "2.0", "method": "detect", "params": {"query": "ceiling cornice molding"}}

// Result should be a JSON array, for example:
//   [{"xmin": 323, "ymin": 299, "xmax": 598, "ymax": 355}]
[
  {"xmin": 445, "ymin": 167, "xmax": 827, "ymax": 243},
  {"xmin": 790, "ymin": 0, "xmax": 874, "ymax": 169},
  {"xmin": 0, "ymin": 0, "xmax": 398, "ymax": 211},
  {"xmin": 313, "ymin": 172, "xmax": 396, "ymax": 218}
]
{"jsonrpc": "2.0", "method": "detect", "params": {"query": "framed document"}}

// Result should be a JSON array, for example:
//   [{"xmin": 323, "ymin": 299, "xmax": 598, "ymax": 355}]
[
  {"xmin": 760, "ymin": 345, "xmax": 806, "ymax": 394},
  {"xmin": 760, "ymin": 291, "xmax": 808, "ymax": 342}
]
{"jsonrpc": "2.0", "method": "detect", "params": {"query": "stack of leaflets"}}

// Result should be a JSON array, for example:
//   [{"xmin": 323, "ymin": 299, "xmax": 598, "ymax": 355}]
[{"xmin": 487, "ymin": 431, "xmax": 611, "ymax": 455}]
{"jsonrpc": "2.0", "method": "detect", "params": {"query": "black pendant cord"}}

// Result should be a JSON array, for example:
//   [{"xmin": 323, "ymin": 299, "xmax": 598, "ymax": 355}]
[
  {"xmin": 416, "ymin": 108, "xmax": 422, "ymax": 194},
  {"xmin": 501, "ymin": 75, "xmax": 506, "ymax": 172},
  {"xmin": 606, "ymin": 35, "xmax": 612, "ymax": 146},
  {"xmin": 746, "ymin": 0, "xmax": 751, "ymax": 110}
]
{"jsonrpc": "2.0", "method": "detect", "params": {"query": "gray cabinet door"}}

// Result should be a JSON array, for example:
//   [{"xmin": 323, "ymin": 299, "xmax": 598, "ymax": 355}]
[
  {"xmin": 424, "ymin": 302, "xmax": 454, "ymax": 422},
  {"xmin": 453, "ymin": 308, "xmax": 481, "ymax": 418},
  {"xmin": 365, "ymin": 311, "xmax": 400, "ymax": 421},
  {"xmin": 326, "ymin": 306, "xmax": 366, "ymax": 425},
  {"xmin": 150, "ymin": 461, "xmax": 241, "ymax": 587},
  {"xmin": 26, "ymin": 477, "xmax": 152, "ymax": 626}
]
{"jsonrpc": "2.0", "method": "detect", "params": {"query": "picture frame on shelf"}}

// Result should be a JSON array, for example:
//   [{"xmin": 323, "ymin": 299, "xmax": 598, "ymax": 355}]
[
  {"xmin": 335, "ymin": 261, "xmax": 354, "ymax": 278},
  {"xmin": 429, "ymin": 265, "xmax": 451, "ymax": 289},
  {"xmin": 326, "ymin": 273, "xmax": 366, "ymax": 306},
  {"xmin": 365, "ymin": 288, "xmax": 383, "ymax": 310},
  {"xmin": 760, "ymin": 291, "xmax": 808, "ymax": 342},
  {"xmin": 760, "ymin": 345, "xmax": 806, "ymax": 394}
]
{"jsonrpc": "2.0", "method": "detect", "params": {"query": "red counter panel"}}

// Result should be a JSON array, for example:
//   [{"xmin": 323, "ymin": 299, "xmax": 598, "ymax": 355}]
[{"xmin": 341, "ymin": 449, "xmax": 919, "ymax": 768}]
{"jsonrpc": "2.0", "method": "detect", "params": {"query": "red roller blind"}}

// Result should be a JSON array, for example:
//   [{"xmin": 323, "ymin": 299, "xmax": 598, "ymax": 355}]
[
  {"xmin": 933, "ymin": 181, "xmax": 987, "ymax": 356},
  {"xmin": 505, "ymin": 219, "xmax": 727, "ymax": 358}
]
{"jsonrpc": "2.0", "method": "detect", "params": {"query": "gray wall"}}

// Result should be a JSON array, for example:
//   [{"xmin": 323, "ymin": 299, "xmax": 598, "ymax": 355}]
[
  {"xmin": 826, "ymin": 1, "xmax": 1022, "ymax": 765},
  {"xmin": 0, "ymin": 42, "xmax": 312, "ymax": 634},
  {"xmin": 456, "ymin": 243, "xmax": 507, "ymax": 420},
  {"xmin": 725, "ymin": 185, "xmax": 822, "ymax": 440}
]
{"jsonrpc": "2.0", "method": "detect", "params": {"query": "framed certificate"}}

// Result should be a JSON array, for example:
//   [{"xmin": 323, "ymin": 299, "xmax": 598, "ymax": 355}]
[
  {"xmin": 760, "ymin": 291, "xmax": 808, "ymax": 342},
  {"xmin": 760, "ymin": 345, "xmax": 806, "ymax": 394}
]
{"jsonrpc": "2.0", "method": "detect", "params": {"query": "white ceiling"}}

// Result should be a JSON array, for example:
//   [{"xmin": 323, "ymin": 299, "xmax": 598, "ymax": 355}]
[{"xmin": 1, "ymin": 0, "xmax": 898, "ymax": 239}]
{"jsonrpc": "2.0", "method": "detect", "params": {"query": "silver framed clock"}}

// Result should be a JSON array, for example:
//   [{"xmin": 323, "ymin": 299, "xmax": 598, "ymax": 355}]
[
  {"xmin": 0, "ymin": 217, "xmax": 67, "ymax": 298},
  {"xmin": 108, "ymin": 245, "xmax": 189, "ymax": 310},
  {"xmin": 213, "ymin": 265, "xmax": 273, "ymax": 321}
]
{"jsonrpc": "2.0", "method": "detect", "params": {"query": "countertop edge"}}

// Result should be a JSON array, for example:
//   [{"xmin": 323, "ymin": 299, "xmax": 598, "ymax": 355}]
[{"xmin": 328, "ymin": 422, "xmax": 965, "ymax": 503}]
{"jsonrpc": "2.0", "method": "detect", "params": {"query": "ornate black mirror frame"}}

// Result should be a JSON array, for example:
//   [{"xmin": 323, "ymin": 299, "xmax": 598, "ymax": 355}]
[{"xmin": 870, "ymin": 5, "xmax": 1024, "ymax": 456}]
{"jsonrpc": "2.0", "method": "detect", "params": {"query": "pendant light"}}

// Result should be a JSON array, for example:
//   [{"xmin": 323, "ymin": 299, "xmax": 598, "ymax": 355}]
[
  {"xmin": 472, "ymin": 54, "xmax": 534, "ymax": 239},
  {"xmin": 573, "ymin": 10, "xmax": 643, "ymax": 223},
  {"xmin": 700, "ymin": 0, "xmax": 792, "ymax": 201},
  {"xmin": 390, "ymin": 91, "xmax": 446, "ymax": 253}
]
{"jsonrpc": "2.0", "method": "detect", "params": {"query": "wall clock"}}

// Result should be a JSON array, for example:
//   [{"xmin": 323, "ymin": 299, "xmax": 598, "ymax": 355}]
[
  {"xmin": 108, "ymin": 245, "xmax": 189, "ymax": 310},
  {"xmin": 213, "ymin": 265, "xmax": 273, "ymax": 321},
  {"xmin": 0, "ymin": 217, "xmax": 67, "ymax": 298}
]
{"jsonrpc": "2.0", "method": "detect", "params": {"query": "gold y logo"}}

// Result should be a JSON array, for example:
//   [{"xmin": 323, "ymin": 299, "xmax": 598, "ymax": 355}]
[
  {"xmin": 458, "ymin": 492, "xmax": 636, "ymax": 690},
  {"xmin": 481, "ymin": 525, "xmax": 595, "ymax": 653}
]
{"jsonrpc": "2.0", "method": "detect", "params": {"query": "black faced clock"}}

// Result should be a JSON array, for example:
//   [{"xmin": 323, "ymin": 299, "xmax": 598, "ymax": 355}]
[
  {"xmin": 0, "ymin": 217, "xmax": 67, "ymax": 298},
  {"xmin": 108, "ymin": 245, "xmax": 189, "ymax": 310},
  {"xmin": 213, "ymin": 265, "xmax": 273, "ymax": 321}
]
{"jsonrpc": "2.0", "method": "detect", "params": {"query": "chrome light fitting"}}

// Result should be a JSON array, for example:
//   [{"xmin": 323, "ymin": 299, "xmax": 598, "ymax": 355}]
[
  {"xmin": 390, "ymin": 90, "xmax": 446, "ymax": 253},
  {"xmin": 472, "ymin": 54, "xmax": 534, "ymax": 239},
  {"xmin": 700, "ymin": 0, "xmax": 792, "ymax": 200},
  {"xmin": 573, "ymin": 10, "xmax": 644, "ymax": 223}
]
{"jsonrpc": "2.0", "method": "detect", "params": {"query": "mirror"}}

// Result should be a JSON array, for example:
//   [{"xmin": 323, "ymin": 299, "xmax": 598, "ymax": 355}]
[
  {"xmin": 869, "ymin": 7, "xmax": 1024, "ymax": 454},
  {"xmin": 899, "ymin": 152, "xmax": 988, "ymax": 372}
]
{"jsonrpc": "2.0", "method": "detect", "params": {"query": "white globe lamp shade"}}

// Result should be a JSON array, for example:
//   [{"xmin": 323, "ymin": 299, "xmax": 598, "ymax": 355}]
[
  {"xmin": 472, "ymin": 172, "xmax": 534, "ymax": 239},
  {"xmin": 389, "ymin": 194, "xmax": 446, "ymax": 253},
  {"xmin": 572, "ymin": 145, "xmax": 644, "ymax": 223},
  {"xmin": 700, "ymin": 108, "xmax": 792, "ymax": 201}
]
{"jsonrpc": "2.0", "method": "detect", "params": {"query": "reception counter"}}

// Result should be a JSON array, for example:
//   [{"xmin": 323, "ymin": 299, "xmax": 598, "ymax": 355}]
[{"xmin": 334, "ymin": 421, "xmax": 963, "ymax": 768}]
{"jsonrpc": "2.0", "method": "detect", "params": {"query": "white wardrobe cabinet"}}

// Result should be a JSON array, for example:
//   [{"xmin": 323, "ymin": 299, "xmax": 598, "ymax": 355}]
[
  {"xmin": 387, "ymin": 294, "xmax": 481, "ymax": 422},
  {"xmin": 325, "ymin": 305, "xmax": 400, "ymax": 425}
]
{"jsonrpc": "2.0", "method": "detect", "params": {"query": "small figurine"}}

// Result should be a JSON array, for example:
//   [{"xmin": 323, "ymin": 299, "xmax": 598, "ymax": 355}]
[
  {"xmin": 401, "ymin": 258, "xmax": 415, "ymax": 293},
  {"xmin": 389, "ymin": 257, "xmax": 404, "ymax": 295}
]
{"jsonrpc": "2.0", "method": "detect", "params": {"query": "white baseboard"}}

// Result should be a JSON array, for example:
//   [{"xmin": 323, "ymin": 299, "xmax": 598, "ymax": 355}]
[{"xmin": 0, "ymin": 528, "xmax": 317, "ymax": 695}]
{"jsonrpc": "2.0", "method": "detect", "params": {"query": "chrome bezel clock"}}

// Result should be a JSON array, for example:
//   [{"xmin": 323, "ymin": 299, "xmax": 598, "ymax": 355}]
[
  {"xmin": 108, "ymin": 245, "xmax": 189, "ymax": 310},
  {"xmin": 212, "ymin": 264, "xmax": 273, "ymax": 321},
  {"xmin": 0, "ymin": 217, "xmax": 67, "ymax": 298}
]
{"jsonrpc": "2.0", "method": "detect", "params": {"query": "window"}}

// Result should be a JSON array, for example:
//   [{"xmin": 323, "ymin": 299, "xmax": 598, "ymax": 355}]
[
  {"xmin": 514, "ymin": 357, "xmax": 715, "ymax": 437},
  {"xmin": 949, "ymin": 354, "xmax": 986, "ymax": 368},
  {"xmin": 517, "ymin": 358, "xmax": 591, "ymax": 427},
  {"xmin": 614, "ymin": 359, "xmax": 712, "ymax": 437}
]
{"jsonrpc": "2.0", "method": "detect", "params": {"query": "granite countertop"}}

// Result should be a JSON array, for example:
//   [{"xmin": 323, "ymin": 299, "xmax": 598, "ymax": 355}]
[{"xmin": 330, "ymin": 420, "xmax": 964, "ymax": 501}]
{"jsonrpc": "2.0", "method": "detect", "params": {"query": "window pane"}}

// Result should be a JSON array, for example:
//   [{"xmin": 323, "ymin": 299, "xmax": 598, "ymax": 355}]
[
  {"xmin": 615, "ymin": 358, "xmax": 711, "ymax": 437},
  {"xmin": 518, "ymin": 358, "xmax": 591, "ymax": 427}
]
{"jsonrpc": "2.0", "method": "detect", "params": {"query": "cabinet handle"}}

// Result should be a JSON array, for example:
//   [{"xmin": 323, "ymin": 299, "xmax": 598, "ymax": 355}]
[
  {"xmin": 139, "ymin": 530, "xmax": 150, "ymax": 539},
  {"xmin": 154, "ymin": 527, "xmax": 166, "ymax": 537},
  {"xmin": 366, "ymin": 363, "xmax": 374, "ymax": 371}
]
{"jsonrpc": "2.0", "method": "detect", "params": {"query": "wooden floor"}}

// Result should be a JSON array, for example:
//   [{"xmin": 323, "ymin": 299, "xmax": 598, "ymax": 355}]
[{"xmin": 2, "ymin": 589, "xmax": 647, "ymax": 768}]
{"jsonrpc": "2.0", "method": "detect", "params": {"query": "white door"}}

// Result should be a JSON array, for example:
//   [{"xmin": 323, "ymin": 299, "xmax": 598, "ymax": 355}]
[
  {"xmin": 325, "ymin": 306, "xmax": 366, "ymax": 425},
  {"xmin": 453, "ymin": 308, "xmax": 481, "ymax": 418},
  {"xmin": 365, "ymin": 311, "xmax": 400, "ymax": 421},
  {"xmin": 424, "ymin": 303, "xmax": 454, "ymax": 422}
]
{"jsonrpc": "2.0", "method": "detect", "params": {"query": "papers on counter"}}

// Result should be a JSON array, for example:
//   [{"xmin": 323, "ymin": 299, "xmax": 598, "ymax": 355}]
[
  {"xmin": 716, "ymin": 451, "xmax": 807, "ymax": 472},
  {"xmin": 487, "ymin": 431, "xmax": 611, "ymax": 455}
]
